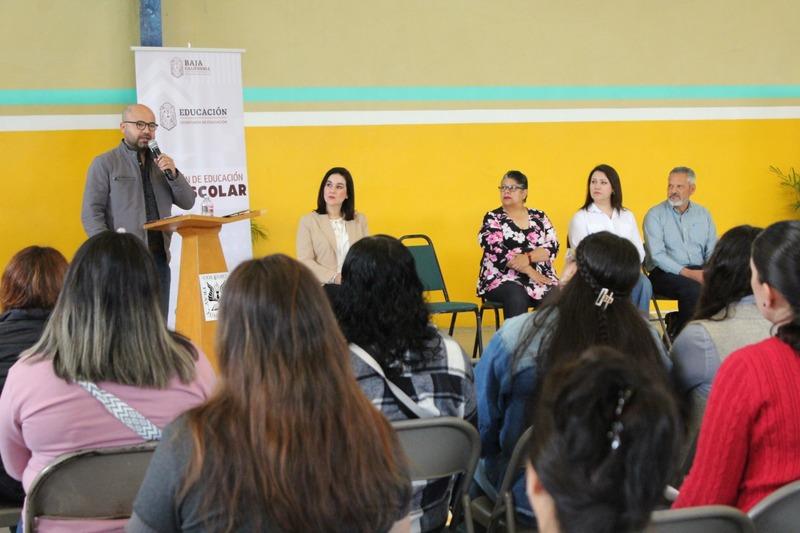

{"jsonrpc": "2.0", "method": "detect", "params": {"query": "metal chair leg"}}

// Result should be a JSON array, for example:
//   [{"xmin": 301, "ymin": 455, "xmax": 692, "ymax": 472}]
[
  {"xmin": 473, "ymin": 309, "xmax": 483, "ymax": 357},
  {"xmin": 652, "ymin": 298, "xmax": 672, "ymax": 350},
  {"xmin": 448, "ymin": 313, "xmax": 457, "ymax": 336},
  {"xmin": 493, "ymin": 308, "xmax": 501, "ymax": 331}
]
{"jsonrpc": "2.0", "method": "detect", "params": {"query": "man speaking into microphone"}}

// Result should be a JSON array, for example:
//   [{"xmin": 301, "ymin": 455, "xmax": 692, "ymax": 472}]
[{"xmin": 81, "ymin": 104, "xmax": 196, "ymax": 317}]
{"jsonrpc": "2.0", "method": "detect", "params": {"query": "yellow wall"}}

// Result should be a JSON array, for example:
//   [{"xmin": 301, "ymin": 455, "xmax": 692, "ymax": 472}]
[
  {"xmin": 2, "ymin": 118, "xmax": 796, "ymax": 303},
  {"xmin": 247, "ymin": 118, "xmax": 797, "ymax": 302}
]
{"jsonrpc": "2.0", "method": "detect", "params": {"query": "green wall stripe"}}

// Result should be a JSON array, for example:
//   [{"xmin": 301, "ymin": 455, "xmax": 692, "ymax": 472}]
[
  {"xmin": 2, "ymin": 85, "xmax": 800, "ymax": 106},
  {"xmin": 0, "ymin": 89, "xmax": 137, "ymax": 105},
  {"xmin": 243, "ymin": 85, "xmax": 800, "ymax": 102}
]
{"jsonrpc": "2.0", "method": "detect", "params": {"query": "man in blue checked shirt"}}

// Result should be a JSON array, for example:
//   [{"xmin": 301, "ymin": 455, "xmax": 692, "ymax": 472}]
[{"xmin": 644, "ymin": 166, "xmax": 717, "ymax": 337}]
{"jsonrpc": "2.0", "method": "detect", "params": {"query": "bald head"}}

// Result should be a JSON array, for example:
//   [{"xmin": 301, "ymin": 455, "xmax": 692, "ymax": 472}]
[{"xmin": 122, "ymin": 104, "xmax": 155, "ymax": 122}]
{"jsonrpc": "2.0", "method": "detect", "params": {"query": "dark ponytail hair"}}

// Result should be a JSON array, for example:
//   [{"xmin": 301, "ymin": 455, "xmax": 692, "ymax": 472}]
[
  {"xmin": 693, "ymin": 225, "xmax": 762, "ymax": 321},
  {"xmin": 528, "ymin": 346, "xmax": 681, "ymax": 533},
  {"xmin": 513, "ymin": 232, "xmax": 663, "ymax": 377},
  {"xmin": 752, "ymin": 220, "xmax": 800, "ymax": 353}
]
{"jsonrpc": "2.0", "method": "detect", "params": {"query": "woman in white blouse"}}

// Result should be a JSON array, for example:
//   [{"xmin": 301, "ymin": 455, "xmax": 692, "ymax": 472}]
[
  {"xmin": 568, "ymin": 164, "xmax": 652, "ymax": 313},
  {"xmin": 296, "ymin": 167, "xmax": 369, "ymax": 297}
]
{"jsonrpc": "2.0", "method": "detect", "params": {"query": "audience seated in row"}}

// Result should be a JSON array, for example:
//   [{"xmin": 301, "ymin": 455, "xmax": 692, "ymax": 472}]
[
  {"xmin": 0, "ymin": 232, "xmax": 216, "ymax": 533},
  {"xmin": 526, "ymin": 347, "xmax": 681, "ymax": 533},
  {"xmin": 0, "ymin": 246, "xmax": 68, "ymax": 504},
  {"xmin": 675, "ymin": 220, "xmax": 800, "ymax": 511},
  {"xmin": 1, "ymin": 218, "xmax": 799, "ymax": 531},
  {"xmin": 128, "ymin": 254, "xmax": 411, "ymax": 533},
  {"xmin": 475, "ymin": 231, "xmax": 673, "ymax": 522},
  {"xmin": 334, "ymin": 235, "xmax": 476, "ymax": 532}
]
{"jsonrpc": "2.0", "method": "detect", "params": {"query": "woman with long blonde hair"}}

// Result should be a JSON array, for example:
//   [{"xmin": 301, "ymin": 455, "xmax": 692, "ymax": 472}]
[{"xmin": 0, "ymin": 232, "xmax": 215, "ymax": 532}]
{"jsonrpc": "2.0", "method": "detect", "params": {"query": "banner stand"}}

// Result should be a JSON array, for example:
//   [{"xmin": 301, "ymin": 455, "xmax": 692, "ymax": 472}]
[{"xmin": 133, "ymin": 47, "xmax": 251, "ymax": 327}]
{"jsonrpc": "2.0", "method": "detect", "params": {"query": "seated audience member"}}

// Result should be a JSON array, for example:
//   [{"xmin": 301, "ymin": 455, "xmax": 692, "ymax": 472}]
[
  {"xmin": 296, "ymin": 167, "xmax": 368, "ymax": 302},
  {"xmin": 477, "ymin": 170, "xmax": 559, "ymax": 319},
  {"xmin": 475, "ymin": 232, "xmax": 671, "ymax": 522},
  {"xmin": 675, "ymin": 220, "xmax": 800, "ymax": 512},
  {"xmin": 0, "ymin": 246, "xmax": 68, "ymax": 504},
  {"xmin": 0, "ymin": 232, "xmax": 215, "ymax": 532},
  {"xmin": 526, "ymin": 347, "xmax": 681, "ymax": 533},
  {"xmin": 671, "ymin": 225, "xmax": 770, "ymax": 401},
  {"xmin": 643, "ymin": 166, "xmax": 717, "ymax": 337},
  {"xmin": 129, "ymin": 255, "xmax": 411, "ymax": 533},
  {"xmin": 335, "ymin": 235, "xmax": 476, "ymax": 532},
  {"xmin": 568, "ymin": 164, "xmax": 652, "ymax": 314}
]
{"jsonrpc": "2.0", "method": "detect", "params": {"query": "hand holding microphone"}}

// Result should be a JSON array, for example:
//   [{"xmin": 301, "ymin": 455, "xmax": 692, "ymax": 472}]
[{"xmin": 147, "ymin": 140, "xmax": 176, "ymax": 180}]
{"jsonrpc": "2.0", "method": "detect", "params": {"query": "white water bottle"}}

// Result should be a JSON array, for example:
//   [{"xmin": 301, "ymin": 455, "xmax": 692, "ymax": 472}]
[{"xmin": 201, "ymin": 194, "xmax": 214, "ymax": 216}]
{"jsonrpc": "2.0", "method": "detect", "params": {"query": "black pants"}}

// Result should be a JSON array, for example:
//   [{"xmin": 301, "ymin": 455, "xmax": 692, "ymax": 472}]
[
  {"xmin": 153, "ymin": 251, "xmax": 171, "ymax": 320},
  {"xmin": 0, "ymin": 467, "xmax": 23, "ymax": 505},
  {"xmin": 648, "ymin": 266, "xmax": 702, "ymax": 335},
  {"xmin": 485, "ymin": 282, "xmax": 536, "ymax": 320}
]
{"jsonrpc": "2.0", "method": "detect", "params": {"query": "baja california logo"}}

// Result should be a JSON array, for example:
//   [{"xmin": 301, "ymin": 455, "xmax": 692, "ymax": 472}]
[
  {"xmin": 159, "ymin": 102, "xmax": 177, "ymax": 131},
  {"xmin": 170, "ymin": 57, "xmax": 183, "ymax": 78}
]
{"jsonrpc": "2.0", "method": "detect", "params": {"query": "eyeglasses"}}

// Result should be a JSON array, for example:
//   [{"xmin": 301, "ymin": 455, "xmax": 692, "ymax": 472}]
[
  {"xmin": 498, "ymin": 185, "xmax": 526, "ymax": 192},
  {"xmin": 123, "ymin": 120, "xmax": 159, "ymax": 132}
]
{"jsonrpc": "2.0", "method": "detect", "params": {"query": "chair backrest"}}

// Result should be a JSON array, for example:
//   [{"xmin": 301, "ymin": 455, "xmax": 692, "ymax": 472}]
[
  {"xmin": 399, "ymin": 234, "xmax": 449, "ymax": 299},
  {"xmin": 392, "ymin": 417, "xmax": 480, "ymax": 525},
  {"xmin": 487, "ymin": 426, "xmax": 534, "ymax": 533},
  {"xmin": 748, "ymin": 478, "xmax": 800, "ymax": 532},
  {"xmin": 24, "ymin": 442, "xmax": 158, "ymax": 532},
  {"xmin": 646, "ymin": 505, "xmax": 755, "ymax": 533}
]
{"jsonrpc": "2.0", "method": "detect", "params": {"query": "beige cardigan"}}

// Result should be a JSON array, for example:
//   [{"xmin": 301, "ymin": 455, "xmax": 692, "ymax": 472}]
[{"xmin": 296, "ymin": 211, "xmax": 369, "ymax": 283}]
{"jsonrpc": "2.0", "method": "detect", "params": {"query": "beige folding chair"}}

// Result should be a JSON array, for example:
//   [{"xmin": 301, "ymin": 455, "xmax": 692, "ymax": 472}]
[
  {"xmin": 392, "ymin": 417, "xmax": 480, "ymax": 533},
  {"xmin": 748, "ymin": 479, "xmax": 800, "ymax": 533},
  {"xmin": 24, "ymin": 442, "xmax": 158, "ymax": 533},
  {"xmin": 647, "ymin": 505, "xmax": 755, "ymax": 533}
]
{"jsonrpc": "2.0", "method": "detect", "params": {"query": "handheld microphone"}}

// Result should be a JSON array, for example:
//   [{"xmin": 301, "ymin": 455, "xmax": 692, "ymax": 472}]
[{"xmin": 147, "ymin": 140, "xmax": 174, "ymax": 180}]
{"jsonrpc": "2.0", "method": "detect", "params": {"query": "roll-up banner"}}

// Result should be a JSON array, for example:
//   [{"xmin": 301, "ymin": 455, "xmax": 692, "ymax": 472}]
[{"xmin": 133, "ymin": 47, "xmax": 250, "ymax": 326}]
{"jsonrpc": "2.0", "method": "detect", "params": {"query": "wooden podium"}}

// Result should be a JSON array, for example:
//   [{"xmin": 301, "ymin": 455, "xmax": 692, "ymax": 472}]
[{"xmin": 144, "ymin": 209, "xmax": 265, "ymax": 367}]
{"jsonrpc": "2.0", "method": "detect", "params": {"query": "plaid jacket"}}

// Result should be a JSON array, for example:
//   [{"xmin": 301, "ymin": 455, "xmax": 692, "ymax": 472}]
[{"xmin": 350, "ymin": 332, "xmax": 477, "ymax": 533}]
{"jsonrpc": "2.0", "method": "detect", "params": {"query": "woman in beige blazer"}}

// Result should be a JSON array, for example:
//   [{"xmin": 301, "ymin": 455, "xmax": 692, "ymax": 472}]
[{"xmin": 297, "ymin": 167, "xmax": 369, "ymax": 286}]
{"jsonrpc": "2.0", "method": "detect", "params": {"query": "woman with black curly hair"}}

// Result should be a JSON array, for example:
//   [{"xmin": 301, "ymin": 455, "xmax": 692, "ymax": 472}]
[{"xmin": 335, "ymin": 235, "xmax": 476, "ymax": 533}]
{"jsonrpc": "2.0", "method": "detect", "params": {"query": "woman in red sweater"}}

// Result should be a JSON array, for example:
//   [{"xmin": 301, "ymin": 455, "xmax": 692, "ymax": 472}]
[{"xmin": 674, "ymin": 220, "xmax": 800, "ymax": 511}]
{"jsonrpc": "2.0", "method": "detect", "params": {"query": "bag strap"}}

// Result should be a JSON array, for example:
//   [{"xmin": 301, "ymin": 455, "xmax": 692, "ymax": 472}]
[
  {"xmin": 77, "ymin": 381, "xmax": 162, "ymax": 441},
  {"xmin": 350, "ymin": 343, "xmax": 439, "ymax": 419}
]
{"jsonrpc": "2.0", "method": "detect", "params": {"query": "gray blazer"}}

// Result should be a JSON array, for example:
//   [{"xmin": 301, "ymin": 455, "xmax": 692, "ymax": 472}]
[{"xmin": 81, "ymin": 141, "xmax": 196, "ymax": 258}]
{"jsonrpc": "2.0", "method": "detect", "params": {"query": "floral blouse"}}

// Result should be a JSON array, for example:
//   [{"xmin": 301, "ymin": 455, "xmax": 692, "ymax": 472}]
[{"xmin": 477, "ymin": 207, "xmax": 560, "ymax": 302}]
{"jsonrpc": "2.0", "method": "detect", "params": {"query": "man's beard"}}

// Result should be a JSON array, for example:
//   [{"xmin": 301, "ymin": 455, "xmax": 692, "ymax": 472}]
[{"xmin": 668, "ymin": 197, "xmax": 687, "ymax": 208}]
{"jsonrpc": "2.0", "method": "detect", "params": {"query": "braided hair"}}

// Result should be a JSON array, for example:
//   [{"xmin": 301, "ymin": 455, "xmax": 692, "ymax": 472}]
[
  {"xmin": 511, "ymin": 231, "xmax": 665, "ymax": 384},
  {"xmin": 574, "ymin": 243, "xmax": 631, "ymax": 343}
]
